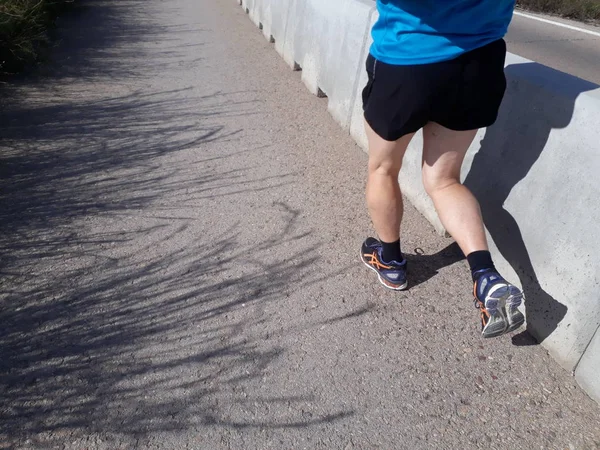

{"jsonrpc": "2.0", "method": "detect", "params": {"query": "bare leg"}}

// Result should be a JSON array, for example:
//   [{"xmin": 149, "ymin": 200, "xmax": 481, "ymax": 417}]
[
  {"xmin": 422, "ymin": 122, "xmax": 525, "ymax": 336},
  {"xmin": 365, "ymin": 120, "xmax": 415, "ymax": 243},
  {"xmin": 421, "ymin": 122, "xmax": 488, "ymax": 255}
]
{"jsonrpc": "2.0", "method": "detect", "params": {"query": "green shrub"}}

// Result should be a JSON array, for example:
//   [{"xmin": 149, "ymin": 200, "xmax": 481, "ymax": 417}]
[{"xmin": 0, "ymin": 0, "xmax": 73, "ymax": 74}]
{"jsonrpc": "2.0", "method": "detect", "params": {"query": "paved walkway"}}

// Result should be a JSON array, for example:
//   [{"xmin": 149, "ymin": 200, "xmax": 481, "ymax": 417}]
[{"xmin": 1, "ymin": 0, "xmax": 599, "ymax": 448}]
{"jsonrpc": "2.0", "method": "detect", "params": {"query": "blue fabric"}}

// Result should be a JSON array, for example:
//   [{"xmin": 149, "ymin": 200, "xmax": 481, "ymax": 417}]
[
  {"xmin": 475, "ymin": 270, "xmax": 504, "ymax": 300},
  {"xmin": 370, "ymin": 0, "xmax": 516, "ymax": 65}
]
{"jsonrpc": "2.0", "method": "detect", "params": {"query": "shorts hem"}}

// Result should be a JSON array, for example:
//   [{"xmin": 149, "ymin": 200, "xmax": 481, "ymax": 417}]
[
  {"xmin": 435, "ymin": 116, "xmax": 499, "ymax": 132},
  {"xmin": 364, "ymin": 113, "xmax": 421, "ymax": 142}
]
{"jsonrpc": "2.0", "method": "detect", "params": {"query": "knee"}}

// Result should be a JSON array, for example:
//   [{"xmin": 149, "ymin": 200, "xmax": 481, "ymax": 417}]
[
  {"xmin": 422, "ymin": 167, "xmax": 460, "ymax": 196},
  {"xmin": 368, "ymin": 157, "xmax": 401, "ymax": 178}
]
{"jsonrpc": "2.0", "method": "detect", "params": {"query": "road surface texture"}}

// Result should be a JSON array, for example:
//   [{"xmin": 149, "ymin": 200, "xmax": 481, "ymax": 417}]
[
  {"xmin": 507, "ymin": 11, "xmax": 600, "ymax": 85},
  {"xmin": 1, "ymin": 0, "xmax": 599, "ymax": 449}
]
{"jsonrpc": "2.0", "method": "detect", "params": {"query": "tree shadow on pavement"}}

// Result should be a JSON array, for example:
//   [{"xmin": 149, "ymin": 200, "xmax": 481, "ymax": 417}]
[
  {"xmin": 0, "ymin": 0, "xmax": 353, "ymax": 447},
  {"xmin": 464, "ymin": 62, "xmax": 598, "ymax": 346},
  {"xmin": 3, "ymin": 0, "xmax": 204, "ymax": 84}
]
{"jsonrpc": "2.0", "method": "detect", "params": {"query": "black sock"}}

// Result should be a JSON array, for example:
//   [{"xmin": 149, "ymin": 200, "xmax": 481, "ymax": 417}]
[
  {"xmin": 381, "ymin": 239, "xmax": 403, "ymax": 263},
  {"xmin": 467, "ymin": 250, "xmax": 496, "ymax": 281}
]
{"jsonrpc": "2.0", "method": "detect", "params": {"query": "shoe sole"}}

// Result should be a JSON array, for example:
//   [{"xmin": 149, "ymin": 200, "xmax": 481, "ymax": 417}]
[
  {"xmin": 481, "ymin": 283, "xmax": 524, "ymax": 338},
  {"xmin": 360, "ymin": 252, "xmax": 408, "ymax": 291},
  {"xmin": 505, "ymin": 285, "xmax": 525, "ymax": 332},
  {"xmin": 481, "ymin": 283, "xmax": 508, "ymax": 338}
]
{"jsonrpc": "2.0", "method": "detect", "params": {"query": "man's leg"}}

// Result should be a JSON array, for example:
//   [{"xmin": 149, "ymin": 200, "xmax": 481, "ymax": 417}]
[
  {"xmin": 421, "ymin": 121, "xmax": 524, "ymax": 337},
  {"xmin": 360, "ymin": 121, "xmax": 414, "ymax": 291},
  {"xmin": 421, "ymin": 122, "xmax": 485, "ymax": 254},
  {"xmin": 365, "ymin": 121, "xmax": 414, "ymax": 245}
]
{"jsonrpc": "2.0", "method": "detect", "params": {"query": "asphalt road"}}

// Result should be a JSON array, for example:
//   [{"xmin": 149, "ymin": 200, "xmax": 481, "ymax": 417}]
[
  {"xmin": 1, "ymin": 0, "xmax": 600, "ymax": 448},
  {"xmin": 507, "ymin": 11, "xmax": 600, "ymax": 85}
]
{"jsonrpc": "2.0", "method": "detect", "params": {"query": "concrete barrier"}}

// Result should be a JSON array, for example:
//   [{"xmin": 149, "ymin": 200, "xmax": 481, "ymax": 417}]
[
  {"xmin": 240, "ymin": 0, "xmax": 290, "ymax": 55},
  {"xmin": 236, "ymin": 0, "xmax": 600, "ymax": 404},
  {"xmin": 275, "ymin": 0, "xmax": 376, "ymax": 130},
  {"xmin": 400, "ymin": 55, "xmax": 600, "ymax": 374},
  {"xmin": 471, "ymin": 56, "xmax": 600, "ymax": 374},
  {"xmin": 258, "ymin": 0, "xmax": 287, "ymax": 46},
  {"xmin": 577, "ymin": 327, "xmax": 600, "ymax": 403},
  {"xmin": 240, "ymin": 0, "xmax": 255, "ymax": 20}
]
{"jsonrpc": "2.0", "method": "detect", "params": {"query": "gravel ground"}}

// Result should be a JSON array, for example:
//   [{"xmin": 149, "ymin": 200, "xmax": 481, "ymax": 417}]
[{"xmin": 1, "ymin": 0, "xmax": 599, "ymax": 448}]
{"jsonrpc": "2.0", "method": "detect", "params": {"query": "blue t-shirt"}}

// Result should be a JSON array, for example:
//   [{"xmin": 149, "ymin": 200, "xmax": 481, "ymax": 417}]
[{"xmin": 370, "ymin": 0, "xmax": 515, "ymax": 65}]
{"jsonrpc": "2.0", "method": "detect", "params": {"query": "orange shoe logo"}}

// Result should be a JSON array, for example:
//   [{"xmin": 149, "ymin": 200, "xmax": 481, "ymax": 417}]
[{"xmin": 363, "ymin": 252, "xmax": 393, "ymax": 271}]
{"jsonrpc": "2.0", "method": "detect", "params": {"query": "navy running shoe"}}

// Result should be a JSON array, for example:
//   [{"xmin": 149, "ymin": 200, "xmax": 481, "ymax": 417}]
[
  {"xmin": 473, "ymin": 270, "xmax": 525, "ymax": 338},
  {"xmin": 361, "ymin": 237, "xmax": 408, "ymax": 290}
]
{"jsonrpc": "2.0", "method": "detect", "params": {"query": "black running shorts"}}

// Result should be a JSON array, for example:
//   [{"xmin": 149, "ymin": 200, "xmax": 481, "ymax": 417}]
[{"xmin": 362, "ymin": 39, "xmax": 507, "ymax": 141}]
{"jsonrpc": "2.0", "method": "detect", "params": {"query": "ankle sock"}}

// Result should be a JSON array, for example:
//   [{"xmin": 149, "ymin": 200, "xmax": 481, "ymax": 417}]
[
  {"xmin": 467, "ymin": 250, "xmax": 496, "ymax": 281},
  {"xmin": 381, "ymin": 239, "xmax": 403, "ymax": 263}
]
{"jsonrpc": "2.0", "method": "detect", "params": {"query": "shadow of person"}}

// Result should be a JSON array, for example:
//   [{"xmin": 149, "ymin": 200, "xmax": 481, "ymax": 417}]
[
  {"xmin": 405, "ymin": 242, "xmax": 466, "ymax": 289},
  {"xmin": 463, "ymin": 61, "xmax": 598, "ymax": 345}
]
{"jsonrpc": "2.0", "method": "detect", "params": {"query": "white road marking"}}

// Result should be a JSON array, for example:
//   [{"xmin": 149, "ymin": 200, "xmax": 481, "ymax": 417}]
[{"xmin": 514, "ymin": 11, "xmax": 600, "ymax": 38}]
